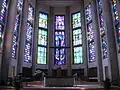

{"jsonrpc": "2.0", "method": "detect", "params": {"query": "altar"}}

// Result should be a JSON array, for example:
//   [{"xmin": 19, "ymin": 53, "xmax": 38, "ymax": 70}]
[{"xmin": 44, "ymin": 76, "xmax": 75, "ymax": 87}]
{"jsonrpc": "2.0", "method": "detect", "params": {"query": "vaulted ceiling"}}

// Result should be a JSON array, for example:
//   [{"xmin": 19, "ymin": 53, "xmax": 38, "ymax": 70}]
[{"xmin": 37, "ymin": 0, "xmax": 82, "ymax": 7}]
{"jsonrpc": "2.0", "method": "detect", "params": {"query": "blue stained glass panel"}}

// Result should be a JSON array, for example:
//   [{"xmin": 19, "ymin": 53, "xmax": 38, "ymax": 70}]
[
  {"xmin": 74, "ymin": 47, "xmax": 83, "ymax": 64},
  {"xmin": 39, "ymin": 13, "xmax": 48, "ymax": 29},
  {"xmin": 88, "ymin": 41, "xmax": 96, "ymax": 62},
  {"xmin": 24, "ymin": 42, "xmax": 32, "ymax": 63},
  {"xmin": 73, "ymin": 28, "xmax": 82, "ymax": 45},
  {"xmin": 55, "ymin": 16, "xmax": 65, "ymax": 30},
  {"xmin": 11, "ymin": 35, "xmax": 18, "ymax": 58},
  {"xmin": 27, "ymin": 5, "xmax": 34, "ymax": 23},
  {"xmin": 17, "ymin": 0, "xmax": 23, "ymax": 11},
  {"xmin": 37, "ymin": 46, "xmax": 46, "ymax": 64},
  {"xmin": 55, "ymin": 31, "xmax": 65, "ymax": 46},
  {"xmin": 112, "ymin": 0, "xmax": 119, "ymax": 24},
  {"xmin": 26, "ymin": 22, "xmax": 32, "ymax": 42},
  {"xmin": 0, "ymin": 0, "xmax": 7, "ymax": 23},
  {"xmin": 101, "ymin": 36, "xmax": 108, "ymax": 59},
  {"xmin": 55, "ymin": 48, "xmax": 65, "ymax": 65},
  {"xmin": 38, "ymin": 29, "xmax": 47, "ymax": 46},
  {"xmin": 85, "ymin": 4, "xmax": 92, "ymax": 22},
  {"xmin": 0, "ymin": 24, "xmax": 4, "ymax": 49},
  {"xmin": 72, "ymin": 12, "xmax": 81, "ymax": 29},
  {"xmin": 87, "ymin": 23, "xmax": 94, "ymax": 42},
  {"xmin": 13, "ymin": 14, "xmax": 20, "ymax": 33}
]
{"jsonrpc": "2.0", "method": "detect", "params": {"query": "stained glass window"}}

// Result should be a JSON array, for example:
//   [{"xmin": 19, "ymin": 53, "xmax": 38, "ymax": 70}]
[
  {"xmin": 0, "ymin": 0, "xmax": 8, "ymax": 23},
  {"xmin": 38, "ymin": 29, "xmax": 47, "ymax": 46},
  {"xmin": 24, "ymin": 42, "xmax": 32, "ymax": 62},
  {"xmin": 72, "ymin": 12, "xmax": 82, "ymax": 64},
  {"xmin": 72, "ymin": 12, "xmax": 81, "ymax": 29},
  {"xmin": 55, "ymin": 16, "xmax": 65, "ymax": 30},
  {"xmin": 101, "ymin": 36, "xmax": 108, "ymax": 59},
  {"xmin": 37, "ymin": 46, "xmax": 46, "ymax": 64},
  {"xmin": 11, "ymin": 14, "xmax": 20, "ymax": 59},
  {"xmin": 73, "ymin": 28, "xmax": 82, "ymax": 45},
  {"xmin": 24, "ymin": 5, "xmax": 34, "ymax": 63},
  {"xmin": 0, "ymin": 24, "xmax": 4, "ymax": 49},
  {"xmin": 55, "ymin": 31, "xmax": 65, "ymax": 46},
  {"xmin": 85, "ymin": 4, "xmax": 96, "ymax": 62},
  {"xmin": 112, "ymin": 0, "xmax": 119, "ymax": 24},
  {"xmin": 27, "ymin": 5, "xmax": 34, "ymax": 24},
  {"xmin": 17, "ymin": 0, "xmax": 23, "ymax": 11},
  {"xmin": 55, "ymin": 48, "xmax": 66, "ymax": 65},
  {"xmin": 97, "ymin": 0, "xmax": 108, "ymax": 59},
  {"xmin": 37, "ymin": 12, "xmax": 48, "ymax": 64},
  {"xmin": 11, "ymin": 35, "xmax": 17, "ymax": 58},
  {"xmin": 39, "ymin": 13, "xmax": 48, "ymax": 29},
  {"xmin": 87, "ymin": 23, "xmax": 94, "ymax": 42},
  {"xmin": 88, "ymin": 42, "xmax": 96, "ymax": 62},
  {"xmin": 26, "ymin": 22, "xmax": 32, "ymax": 42},
  {"xmin": 13, "ymin": 14, "xmax": 20, "ymax": 33},
  {"xmin": 74, "ymin": 47, "xmax": 83, "ymax": 64},
  {"xmin": 111, "ymin": 0, "xmax": 120, "ymax": 45},
  {"xmin": 85, "ymin": 5, "xmax": 92, "ymax": 22}
]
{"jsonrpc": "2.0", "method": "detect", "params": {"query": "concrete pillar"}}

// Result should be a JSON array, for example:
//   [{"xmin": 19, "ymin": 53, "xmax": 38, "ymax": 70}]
[
  {"xmin": 92, "ymin": 0, "xmax": 103, "ymax": 83},
  {"xmin": 102, "ymin": 0, "xmax": 119, "ymax": 81},
  {"xmin": 32, "ymin": 0, "xmax": 36, "ymax": 75},
  {"xmin": 48, "ymin": 7, "xmax": 54, "ymax": 76},
  {"xmin": 1, "ymin": 0, "xmax": 17, "ymax": 84},
  {"xmin": 82, "ymin": 1, "xmax": 88, "ymax": 77},
  {"xmin": 65, "ymin": 7, "xmax": 72, "ymax": 76}
]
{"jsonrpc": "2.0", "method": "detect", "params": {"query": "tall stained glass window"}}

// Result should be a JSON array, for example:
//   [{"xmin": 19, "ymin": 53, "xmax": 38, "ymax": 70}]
[
  {"xmin": 24, "ymin": 5, "xmax": 34, "ymax": 63},
  {"xmin": 72, "ymin": 12, "xmax": 83, "ymax": 64},
  {"xmin": 55, "ymin": 15, "xmax": 65, "ymax": 65},
  {"xmin": 0, "ymin": 0, "xmax": 8, "ymax": 52},
  {"xmin": 111, "ymin": 0, "xmax": 120, "ymax": 52},
  {"xmin": 39, "ymin": 13, "xmax": 48, "ymax": 29},
  {"xmin": 85, "ymin": 4, "xmax": 96, "ymax": 62},
  {"xmin": 37, "ymin": 12, "xmax": 48, "ymax": 64},
  {"xmin": 97, "ymin": 0, "xmax": 108, "ymax": 59},
  {"xmin": 11, "ymin": 0, "xmax": 23, "ymax": 59},
  {"xmin": 0, "ymin": 0, "xmax": 8, "ymax": 23}
]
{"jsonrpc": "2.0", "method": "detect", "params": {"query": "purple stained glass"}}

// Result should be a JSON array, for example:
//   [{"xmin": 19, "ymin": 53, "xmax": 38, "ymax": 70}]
[
  {"xmin": 13, "ymin": 14, "xmax": 20, "ymax": 33},
  {"xmin": 55, "ymin": 31, "xmax": 65, "ymax": 47},
  {"xmin": 88, "ymin": 41, "xmax": 96, "ymax": 62},
  {"xmin": 55, "ymin": 48, "xmax": 65, "ymax": 65},
  {"xmin": 55, "ymin": 16, "xmax": 65, "ymax": 30},
  {"xmin": 112, "ymin": 0, "xmax": 119, "ymax": 24},
  {"xmin": 0, "ymin": 0, "xmax": 8, "ymax": 23},
  {"xmin": 27, "ymin": 5, "xmax": 34, "ymax": 24},
  {"xmin": 26, "ymin": 22, "xmax": 32, "ymax": 42},
  {"xmin": 17, "ymin": 0, "xmax": 23, "ymax": 11},
  {"xmin": 0, "ymin": 24, "xmax": 4, "ymax": 48},
  {"xmin": 102, "ymin": 36, "xmax": 108, "ymax": 59},
  {"xmin": 85, "ymin": 4, "xmax": 92, "ymax": 22},
  {"xmin": 87, "ymin": 23, "xmax": 94, "ymax": 42},
  {"xmin": 11, "ymin": 35, "xmax": 18, "ymax": 58},
  {"xmin": 24, "ymin": 42, "xmax": 32, "ymax": 63}
]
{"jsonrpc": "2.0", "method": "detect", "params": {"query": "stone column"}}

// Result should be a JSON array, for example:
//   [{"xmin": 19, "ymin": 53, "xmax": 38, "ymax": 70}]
[
  {"xmin": 82, "ymin": 1, "xmax": 88, "ymax": 77},
  {"xmin": 17, "ymin": 0, "xmax": 28, "ymax": 74},
  {"xmin": 102, "ymin": 0, "xmax": 119, "ymax": 81},
  {"xmin": 48, "ymin": 7, "xmax": 54, "ymax": 76},
  {"xmin": 92, "ymin": 0, "xmax": 103, "ymax": 83},
  {"xmin": 1, "ymin": 0, "xmax": 17, "ymax": 84},
  {"xmin": 65, "ymin": 7, "xmax": 72, "ymax": 76},
  {"xmin": 31, "ymin": 0, "xmax": 36, "ymax": 75}
]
